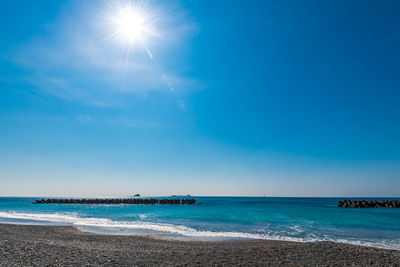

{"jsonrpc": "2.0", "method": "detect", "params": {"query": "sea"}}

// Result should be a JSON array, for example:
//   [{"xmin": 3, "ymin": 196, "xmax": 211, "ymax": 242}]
[{"xmin": 0, "ymin": 197, "xmax": 399, "ymax": 250}]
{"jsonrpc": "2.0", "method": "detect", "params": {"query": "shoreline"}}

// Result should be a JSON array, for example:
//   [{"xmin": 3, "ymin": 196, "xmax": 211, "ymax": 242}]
[
  {"xmin": 1, "ymin": 223, "xmax": 400, "ymax": 266},
  {"xmin": 1, "ymin": 219, "xmax": 398, "ymax": 250}
]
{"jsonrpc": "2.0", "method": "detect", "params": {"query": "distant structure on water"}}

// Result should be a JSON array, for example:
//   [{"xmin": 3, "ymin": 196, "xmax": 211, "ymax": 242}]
[
  {"xmin": 338, "ymin": 199, "xmax": 400, "ymax": 208},
  {"xmin": 33, "ymin": 198, "xmax": 196, "ymax": 205},
  {"xmin": 172, "ymin": 194, "xmax": 191, "ymax": 197},
  {"xmin": 134, "ymin": 194, "xmax": 140, "ymax": 197}
]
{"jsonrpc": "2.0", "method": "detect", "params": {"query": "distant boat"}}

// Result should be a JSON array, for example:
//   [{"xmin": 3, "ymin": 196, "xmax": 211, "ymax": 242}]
[
  {"xmin": 171, "ymin": 194, "xmax": 191, "ymax": 197},
  {"xmin": 134, "ymin": 194, "xmax": 140, "ymax": 197}
]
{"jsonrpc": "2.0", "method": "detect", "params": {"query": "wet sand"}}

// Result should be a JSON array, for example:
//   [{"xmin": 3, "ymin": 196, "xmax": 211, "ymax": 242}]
[{"xmin": 0, "ymin": 223, "xmax": 399, "ymax": 266}]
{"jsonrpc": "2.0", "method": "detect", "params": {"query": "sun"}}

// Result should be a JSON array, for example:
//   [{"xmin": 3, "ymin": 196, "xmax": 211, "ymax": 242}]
[
  {"xmin": 115, "ymin": 8, "xmax": 146, "ymax": 44},
  {"xmin": 105, "ymin": 1, "xmax": 158, "ymax": 55}
]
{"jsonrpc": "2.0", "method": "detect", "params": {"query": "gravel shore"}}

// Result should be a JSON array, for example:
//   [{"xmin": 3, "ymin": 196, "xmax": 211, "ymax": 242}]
[{"xmin": 0, "ymin": 223, "xmax": 399, "ymax": 266}]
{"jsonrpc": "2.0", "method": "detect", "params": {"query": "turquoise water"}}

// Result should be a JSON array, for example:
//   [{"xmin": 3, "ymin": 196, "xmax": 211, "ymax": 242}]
[{"xmin": 0, "ymin": 197, "xmax": 400, "ymax": 249}]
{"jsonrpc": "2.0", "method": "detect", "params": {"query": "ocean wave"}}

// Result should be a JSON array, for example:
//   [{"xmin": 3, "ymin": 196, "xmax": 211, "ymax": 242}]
[{"xmin": 0, "ymin": 211, "xmax": 399, "ymax": 250}]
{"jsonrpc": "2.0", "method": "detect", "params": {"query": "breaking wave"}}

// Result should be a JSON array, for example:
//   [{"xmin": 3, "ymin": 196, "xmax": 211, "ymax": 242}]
[{"xmin": 0, "ymin": 211, "xmax": 399, "ymax": 250}]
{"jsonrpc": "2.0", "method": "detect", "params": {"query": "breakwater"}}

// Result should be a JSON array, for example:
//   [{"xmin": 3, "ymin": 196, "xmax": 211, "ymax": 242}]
[
  {"xmin": 338, "ymin": 199, "xmax": 400, "ymax": 208},
  {"xmin": 33, "ymin": 198, "xmax": 196, "ymax": 205}
]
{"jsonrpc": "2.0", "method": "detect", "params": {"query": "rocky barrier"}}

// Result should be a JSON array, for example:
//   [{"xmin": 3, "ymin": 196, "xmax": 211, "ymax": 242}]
[
  {"xmin": 338, "ymin": 199, "xmax": 400, "ymax": 208},
  {"xmin": 33, "ymin": 198, "xmax": 196, "ymax": 205}
]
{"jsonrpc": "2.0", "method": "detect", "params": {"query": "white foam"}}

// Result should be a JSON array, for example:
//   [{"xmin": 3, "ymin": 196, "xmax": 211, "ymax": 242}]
[
  {"xmin": 289, "ymin": 225, "xmax": 304, "ymax": 233},
  {"xmin": 0, "ymin": 211, "xmax": 399, "ymax": 250}
]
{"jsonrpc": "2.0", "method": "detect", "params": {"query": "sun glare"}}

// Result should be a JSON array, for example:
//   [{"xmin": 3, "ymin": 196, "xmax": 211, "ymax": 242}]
[
  {"xmin": 106, "ymin": 1, "xmax": 158, "ymax": 55},
  {"xmin": 116, "ymin": 9, "xmax": 145, "ymax": 43}
]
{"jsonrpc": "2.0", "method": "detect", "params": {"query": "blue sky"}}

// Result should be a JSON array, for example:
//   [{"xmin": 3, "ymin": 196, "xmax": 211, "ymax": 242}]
[{"xmin": 1, "ymin": 0, "xmax": 399, "ymax": 197}]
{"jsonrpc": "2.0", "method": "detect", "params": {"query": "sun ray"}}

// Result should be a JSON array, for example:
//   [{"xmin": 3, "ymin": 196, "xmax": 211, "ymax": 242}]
[{"xmin": 101, "ymin": 0, "xmax": 159, "ymax": 58}]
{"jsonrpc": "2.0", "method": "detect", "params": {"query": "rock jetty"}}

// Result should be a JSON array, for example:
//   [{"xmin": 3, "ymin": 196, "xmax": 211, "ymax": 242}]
[
  {"xmin": 33, "ymin": 198, "xmax": 196, "ymax": 205},
  {"xmin": 338, "ymin": 199, "xmax": 400, "ymax": 208}
]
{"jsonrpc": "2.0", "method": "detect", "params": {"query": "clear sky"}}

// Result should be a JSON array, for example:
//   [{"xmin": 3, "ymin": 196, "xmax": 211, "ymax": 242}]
[{"xmin": 1, "ymin": 0, "xmax": 399, "ymax": 197}]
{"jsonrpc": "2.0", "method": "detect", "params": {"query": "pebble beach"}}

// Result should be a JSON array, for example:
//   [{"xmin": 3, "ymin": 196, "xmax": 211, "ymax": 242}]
[{"xmin": 1, "ymin": 223, "xmax": 399, "ymax": 266}]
